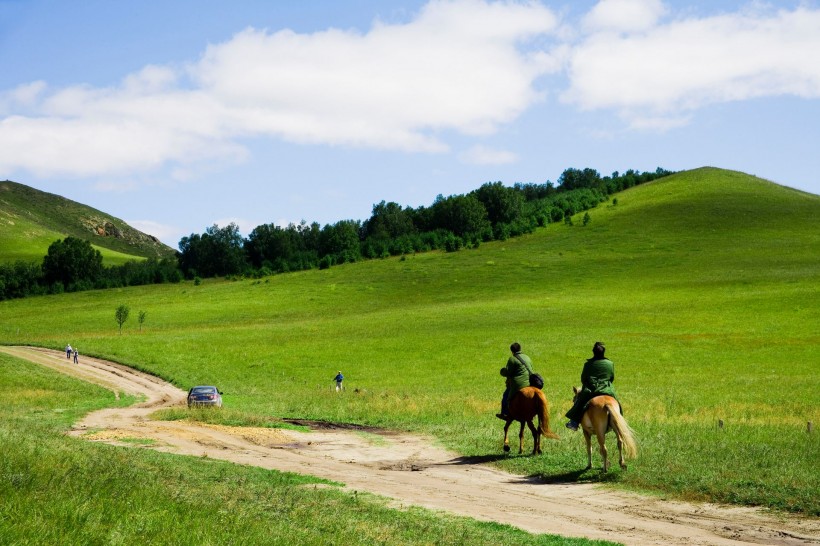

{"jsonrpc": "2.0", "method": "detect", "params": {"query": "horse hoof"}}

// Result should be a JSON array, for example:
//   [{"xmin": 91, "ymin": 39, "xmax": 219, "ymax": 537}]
[{"xmin": 503, "ymin": 445, "xmax": 510, "ymax": 453}]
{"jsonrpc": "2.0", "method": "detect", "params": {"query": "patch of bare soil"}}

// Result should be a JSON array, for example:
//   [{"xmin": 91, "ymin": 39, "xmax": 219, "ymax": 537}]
[{"xmin": 3, "ymin": 345, "xmax": 818, "ymax": 546}]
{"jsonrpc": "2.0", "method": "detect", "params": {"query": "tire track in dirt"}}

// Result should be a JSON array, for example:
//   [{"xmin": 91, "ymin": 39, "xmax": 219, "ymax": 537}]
[{"xmin": 3, "ymin": 345, "xmax": 818, "ymax": 546}]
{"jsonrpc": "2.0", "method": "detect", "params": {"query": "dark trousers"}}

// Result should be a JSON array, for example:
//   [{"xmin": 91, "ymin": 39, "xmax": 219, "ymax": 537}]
[{"xmin": 501, "ymin": 387, "xmax": 515, "ymax": 414}]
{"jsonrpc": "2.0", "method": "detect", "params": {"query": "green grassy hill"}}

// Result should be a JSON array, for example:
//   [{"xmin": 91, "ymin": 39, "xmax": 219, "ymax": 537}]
[
  {"xmin": 0, "ymin": 180, "xmax": 176, "ymax": 264},
  {"xmin": 1, "ymin": 167, "xmax": 819, "ymax": 518}
]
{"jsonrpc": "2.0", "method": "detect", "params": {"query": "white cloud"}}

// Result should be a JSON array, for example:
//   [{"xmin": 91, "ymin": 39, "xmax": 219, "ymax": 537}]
[
  {"xmin": 459, "ymin": 144, "xmax": 519, "ymax": 165},
  {"xmin": 582, "ymin": 0, "xmax": 667, "ymax": 33},
  {"xmin": 194, "ymin": 0, "xmax": 559, "ymax": 147},
  {"xmin": 7, "ymin": 0, "xmax": 815, "ymax": 183},
  {"xmin": 0, "ymin": 0, "xmax": 559, "ymax": 181},
  {"xmin": 0, "ymin": 112, "xmax": 246, "ymax": 178},
  {"xmin": 564, "ymin": 5, "xmax": 820, "ymax": 126},
  {"xmin": 0, "ymin": 81, "xmax": 47, "ymax": 114}
]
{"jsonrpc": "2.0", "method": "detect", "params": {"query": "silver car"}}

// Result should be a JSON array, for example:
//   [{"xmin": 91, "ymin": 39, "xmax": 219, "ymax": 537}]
[{"xmin": 187, "ymin": 385, "xmax": 223, "ymax": 408}]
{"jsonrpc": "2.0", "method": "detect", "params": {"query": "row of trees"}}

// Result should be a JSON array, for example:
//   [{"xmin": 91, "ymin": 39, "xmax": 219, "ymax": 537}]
[
  {"xmin": 0, "ymin": 167, "xmax": 673, "ymax": 301},
  {"xmin": 0, "ymin": 237, "xmax": 181, "ymax": 300},
  {"xmin": 178, "ymin": 167, "xmax": 673, "ymax": 278}
]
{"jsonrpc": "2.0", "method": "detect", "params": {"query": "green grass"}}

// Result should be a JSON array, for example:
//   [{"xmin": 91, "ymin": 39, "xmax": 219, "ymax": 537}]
[
  {"xmin": 0, "ymin": 209, "xmax": 147, "ymax": 266},
  {"xmin": 0, "ymin": 179, "xmax": 175, "ymax": 263},
  {"xmin": 0, "ymin": 211, "xmax": 64, "ymax": 262},
  {"xmin": 0, "ymin": 352, "xmax": 611, "ymax": 545},
  {"xmin": 1, "ymin": 168, "xmax": 818, "ymax": 518}
]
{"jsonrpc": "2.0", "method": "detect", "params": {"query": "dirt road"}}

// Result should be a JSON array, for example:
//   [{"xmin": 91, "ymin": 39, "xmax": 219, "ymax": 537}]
[{"xmin": 4, "ymin": 345, "xmax": 818, "ymax": 546}]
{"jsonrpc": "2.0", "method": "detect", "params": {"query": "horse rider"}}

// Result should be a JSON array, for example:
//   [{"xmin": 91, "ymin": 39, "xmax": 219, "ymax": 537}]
[
  {"xmin": 496, "ymin": 342, "xmax": 534, "ymax": 420},
  {"xmin": 565, "ymin": 341, "xmax": 619, "ymax": 431}
]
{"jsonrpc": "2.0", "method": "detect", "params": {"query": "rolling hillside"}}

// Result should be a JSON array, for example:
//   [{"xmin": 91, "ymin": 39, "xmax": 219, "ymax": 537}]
[
  {"xmin": 0, "ymin": 180, "xmax": 176, "ymax": 264},
  {"xmin": 0, "ymin": 166, "xmax": 818, "ymax": 516}
]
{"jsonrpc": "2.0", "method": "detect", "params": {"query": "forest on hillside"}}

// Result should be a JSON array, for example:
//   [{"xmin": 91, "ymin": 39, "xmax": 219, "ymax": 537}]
[{"xmin": 0, "ymin": 167, "xmax": 671, "ymax": 300}]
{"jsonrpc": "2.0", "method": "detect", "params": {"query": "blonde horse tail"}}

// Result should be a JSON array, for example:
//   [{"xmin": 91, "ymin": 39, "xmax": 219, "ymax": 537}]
[
  {"xmin": 606, "ymin": 401, "xmax": 638, "ymax": 459},
  {"xmin": 536, "ymin": 389, "xmax": 560, "ymax": 440}
]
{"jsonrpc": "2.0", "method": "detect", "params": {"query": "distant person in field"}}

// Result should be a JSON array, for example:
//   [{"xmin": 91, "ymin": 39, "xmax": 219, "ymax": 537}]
[
  {"xmin": 66, "ymin": 344, "xmax": 72, "ymax": 359},
  {"xmin": 564, "ymin": 341, "xmax": 620, "ymax": 431},
  {"xmin": 73, "ymin": 349, "xmax": 79, "ymax": 364},
  {"xmin": 496, "ymin": 342, "xmax": 534, "ymax": 420},
  {"xmin": 334, "ymin": 371, "xmax": 344, "ymax": 392}
]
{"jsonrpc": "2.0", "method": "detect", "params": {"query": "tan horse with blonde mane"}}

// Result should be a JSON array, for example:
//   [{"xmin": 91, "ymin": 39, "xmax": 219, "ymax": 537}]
[
  {"xmin": 572, "ymin": 386, "xmax": 638, "ymax": 472},
  {"xmin": 501, "ymin": 387, "xmax": 560, "ymax": 454}
]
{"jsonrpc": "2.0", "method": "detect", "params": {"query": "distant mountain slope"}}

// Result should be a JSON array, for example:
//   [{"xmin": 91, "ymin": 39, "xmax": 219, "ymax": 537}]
[
  {"xmin": 0, "ymin": 180, "xmax": 176, "ymax": 264},
  {"xmin": 588, "ymin": 167, "xmax": 819, "ymax": 246},
  {"xmin": 512, "ymin": 167, "xmax": 819, "ymax": 291}
]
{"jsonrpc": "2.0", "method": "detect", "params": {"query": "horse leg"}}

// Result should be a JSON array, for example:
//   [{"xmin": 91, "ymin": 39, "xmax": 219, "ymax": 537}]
[
  {"xmin": 583, "ymin": 429, "xmax": 593, "ymax": 470},
  {"xmin": 526, "ymin": 420, "xmax": 540, "ymax": 455},
  {"xmin": 597, "ymin": 425, "xmax": 609, "ymax": 473},
  {"xmin": 518, "ymin": 421, "xmax": 525, "ymax": 454},
  {"xmin": 503, "ymin": 420, "xmax": 512, "ymax": 453}
]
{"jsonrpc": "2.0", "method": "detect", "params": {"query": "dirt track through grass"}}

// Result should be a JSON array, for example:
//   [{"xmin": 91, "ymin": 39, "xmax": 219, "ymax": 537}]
[{"xmin": 4, "ymin": 345, "xmax": 818, "ymax": 546}]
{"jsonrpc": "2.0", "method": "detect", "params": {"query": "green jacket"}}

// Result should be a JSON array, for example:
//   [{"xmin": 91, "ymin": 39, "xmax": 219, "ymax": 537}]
[
  {"xmin": 565, "ymin": 357, "xmax": 618, "ymax": 422},
  {"xmin": 580, "ymin": 357, "xmax": 616, "ymax": 398},
  {"xmin": 500, "ymin": 352, "xmax": 533, "ymax": 391}
]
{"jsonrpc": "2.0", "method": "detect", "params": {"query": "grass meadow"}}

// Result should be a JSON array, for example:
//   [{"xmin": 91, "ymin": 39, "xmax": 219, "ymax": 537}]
[
  {"xmin": 1, "ymin": 168, "xmax": 818, "ymax": 537},
  {"xmin": 0, "ymin": 351, "xmax": 607, "ymax": 546},
  {"xmin": 1, "ymin": 179, "xmax": 170, "ymax": 264},
  {"xmin": 0, "ymin": 211, "xmax": 146, "ymax": 266}
]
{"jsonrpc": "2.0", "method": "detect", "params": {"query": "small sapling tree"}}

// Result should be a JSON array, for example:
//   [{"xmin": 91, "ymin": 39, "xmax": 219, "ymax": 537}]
[
  {"xmin": 138, "ymin": 310, "xmax": 146, "ymax": 331},
  {"xmin": 115, "ymin": 304, "xmax": 130, "ymax": 334}
]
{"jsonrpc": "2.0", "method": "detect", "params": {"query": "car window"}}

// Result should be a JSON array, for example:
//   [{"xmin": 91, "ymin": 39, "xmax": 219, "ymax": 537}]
[{"xmin": 191, "ymin": 387, "xmax": 216, "ymax": 394}]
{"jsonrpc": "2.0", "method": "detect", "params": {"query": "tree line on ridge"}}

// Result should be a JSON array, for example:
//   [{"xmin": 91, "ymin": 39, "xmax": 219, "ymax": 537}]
[{"xmin": 0, "ymin": 167, "xmax": 672, "ymax": 300}]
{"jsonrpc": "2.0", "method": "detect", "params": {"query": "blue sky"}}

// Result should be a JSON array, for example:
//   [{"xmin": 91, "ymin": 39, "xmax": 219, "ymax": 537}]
[{"xmin": 2, "ymin": 0, "xmax": 819, "ymax": 248}]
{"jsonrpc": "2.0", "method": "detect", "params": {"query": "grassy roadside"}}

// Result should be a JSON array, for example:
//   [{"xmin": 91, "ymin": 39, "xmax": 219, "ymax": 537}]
[
  {"xmin": 1, "ymin": 168, "xmax": 818, "ymax": 516},
  {"xmin": 0, "ymin": 352, "xmax": 613, "ymax": 546}
]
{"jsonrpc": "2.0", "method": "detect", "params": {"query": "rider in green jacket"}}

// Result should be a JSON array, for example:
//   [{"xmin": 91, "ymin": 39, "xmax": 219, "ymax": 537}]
[
  {"xmin": 496, "ymin": 342, "xmax": 533, "ymax": 419},
  {"xmin": 565, "ymin": 342, "xmax": 618, "ymax": 430}
]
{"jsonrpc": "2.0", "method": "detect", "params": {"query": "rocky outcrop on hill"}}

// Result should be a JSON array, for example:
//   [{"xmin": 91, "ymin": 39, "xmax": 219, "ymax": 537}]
[
  {"xmin": 0, "ymin": 180, "xmax": 176, "ymax": 260},
  {"xmin": 81, "ymin": 216, "xmax": 171, "ymax": 257}
]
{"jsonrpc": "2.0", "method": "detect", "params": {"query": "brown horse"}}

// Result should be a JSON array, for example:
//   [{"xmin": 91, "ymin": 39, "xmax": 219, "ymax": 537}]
[
  {"xmin": 572, "ymin": 386, "xmax": 638, "ymax": 472},
  {"xmin": 502, "ymin": 387, "xmax": 560, "ymax": 454}
]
